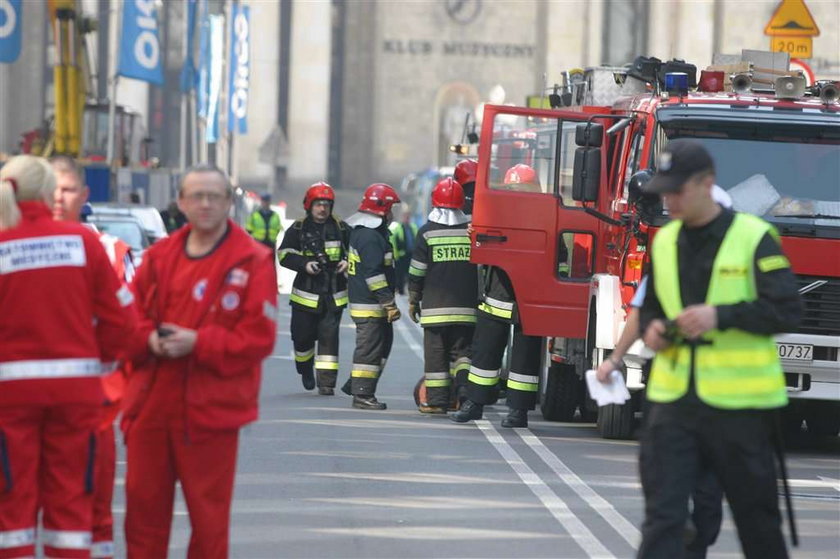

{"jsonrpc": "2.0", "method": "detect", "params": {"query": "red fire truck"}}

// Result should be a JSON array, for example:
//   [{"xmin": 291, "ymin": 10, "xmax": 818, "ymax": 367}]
[{"xmin": 469, "ymin": 61, "xmax": 840, "ymax": 439}]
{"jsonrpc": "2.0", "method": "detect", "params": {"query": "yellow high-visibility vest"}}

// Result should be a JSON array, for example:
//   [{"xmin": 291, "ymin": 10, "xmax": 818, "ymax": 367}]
[{"xmin": 648, "ymin": 213, "xmax": 788, "ymax": 410}]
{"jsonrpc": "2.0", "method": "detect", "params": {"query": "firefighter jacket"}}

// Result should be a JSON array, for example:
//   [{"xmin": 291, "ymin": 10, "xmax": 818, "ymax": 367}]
[
  {"xmin": 408, "ymin": 221, "xmax": 478, "ymax": 327},
  {"xmin": 0, "ymin": 201, "xmax": 136, "ymax": 407},
  {"xmin": 278, "ymin": 215, "xmax": 349, "ymax": 311},
  {"xmin": 347, "ymin": 222, "xmax": 395, "ymax": 319},
  {"xmin": 245, "ymin": 209, "xmax": 282, "ymax": 247},
  {"xmin": 477, "ymin": 266, "xmax": 517, "ymax": 323},
  {"xmin": 122, "ymin": 221, "xmax": 278, "ymax": 432}
]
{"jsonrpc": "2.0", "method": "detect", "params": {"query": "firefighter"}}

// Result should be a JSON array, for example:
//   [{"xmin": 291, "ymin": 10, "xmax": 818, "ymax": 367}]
[
  {"xmin": 451, "ymin": 164, "xmax": 543, "ymax": 428},
  {"xmin": 121, "ymin": 164, "xmax": 277, "ymax": 558},
  {"xmin": 51, "ymin": 155, "xmax": 135, "ymax": 559},
  {"xmin": 245, "ymin": 191, "xmax": 283, "ymax": 249},
  {"xmin": 454, "ymin": 159, "xmax": 477, "ymax": 215},
  {"xmin": 278, "ymin": 182, "xmax": 349, "ymax": 394},
  {"xmin": 388, "ymin": 206, "xmax": 418, "ymax": 295},
  {"xmin": 0, "ymin": 155, "xmax": 135, "ymax": 559},
  {"xmin": 408, "ymin": 177, "xmax": 478, "ymax": 413},
  {"xmin": 343, "ymin": 183, "xmax": 402, "ymax": 410},
  {"xmin": 637, "ymin": 140, "xmax": 801, "ymax": 558}
]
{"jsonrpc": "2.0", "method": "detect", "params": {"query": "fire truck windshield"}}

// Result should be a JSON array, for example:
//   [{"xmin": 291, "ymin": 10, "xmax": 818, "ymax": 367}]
[{"xmin": 657, "ymin": 119, "xmax": 840, "ymax": 234}]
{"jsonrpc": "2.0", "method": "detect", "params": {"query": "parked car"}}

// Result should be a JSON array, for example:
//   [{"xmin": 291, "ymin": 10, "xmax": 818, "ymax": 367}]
[
  {"xmin": 86, "ymin": 214, "xmax": 152, "ymax": 268},
  {"xmin": 91, "ymin": 203, "xmax": 168, "ymax": 243}
]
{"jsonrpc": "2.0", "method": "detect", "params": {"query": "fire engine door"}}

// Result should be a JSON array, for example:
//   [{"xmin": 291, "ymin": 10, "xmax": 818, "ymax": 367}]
[{"xmin": 472, "ymin": 105, "xmax": 601, "ymax": 338}]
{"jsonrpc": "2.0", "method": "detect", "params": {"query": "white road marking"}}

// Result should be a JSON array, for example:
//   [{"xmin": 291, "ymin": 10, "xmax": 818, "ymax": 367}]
[
  {"xmin": 476, "ymin": 420, "xmax": 614, "ymax": 558},
  {"xmin": 269, "ymin": 355, "xmax": 294, "ymax": 361},
  {"xmin": 516, "ymin": 430, "xmax": 642, "ymax": 548},
  {"xmin": 394, "ymin": 319, "xmax": 423, "ymax": 355}
]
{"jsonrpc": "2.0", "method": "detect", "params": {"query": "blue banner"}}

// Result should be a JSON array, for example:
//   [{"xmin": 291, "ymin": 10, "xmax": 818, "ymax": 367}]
[
  {"xmin": 205, "ymin": 15, "xmax": 224, "ymax": 143},
  {"xmin": 0, "ymin": 0, "xmax": 22, "ymax": 64},
  {"xmin": 179, "ymin": 0, "xmax": 198, "ymax": 92},
  {"xmin": 118, "ymin": 0, "xmax": 164, "ymax": 85},
  {"xmin": 196, "ymin": 1, "xmax": 210, "ymax": 118},
  {"xmin": 227, "ymin": 4, "xmax": 250, "ymax": 134}
]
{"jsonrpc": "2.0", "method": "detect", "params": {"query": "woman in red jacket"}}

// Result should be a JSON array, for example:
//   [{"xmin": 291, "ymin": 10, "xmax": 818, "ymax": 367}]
[{"xmin": 0, "ymin": 155, "xmax": 135, "ymax": 559}]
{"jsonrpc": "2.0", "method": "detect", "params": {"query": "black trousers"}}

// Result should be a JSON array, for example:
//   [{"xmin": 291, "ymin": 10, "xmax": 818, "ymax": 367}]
[
  {"xmin": 350, "ymin": 318, "xmax": 393, "ymax": 396},
  {"xmin": 394, "ymin": 257, "xmax": 410, "ymax": 294},
  {"xmin": 423, "ymin": 324, "xmax": 474, "ymax": 407},
  {"xmin": 638, "ymin": 402, "xmax": 788, "ymax": 559},
  {"xmin": 290, "ymin": 304, "xmax": 342, "ymax": 388},
  {"xmin": 465, "ymin": 314, "xmax": 542, "ymax": 410}
]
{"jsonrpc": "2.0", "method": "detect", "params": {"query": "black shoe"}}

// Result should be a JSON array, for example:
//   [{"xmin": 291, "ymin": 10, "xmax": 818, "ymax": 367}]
[
  {"xmin": 340, "ymin": 379, "xmax": 352, "ymax": 396},
  {"xmin": 318, "ymin": 387, "xmax": 334, "ymax": 396},
  {"xmin": 501, "ymin": 408, "xmax": 528, "ymax": 428},
  {"xmin": 449, "ymin": 400, "xmax": 483, "ymax": 423},
  {"xmin": 352, "ymin": 395, "xmax": 387, "ymax": 410},
  {"xmin": 300, "ymin": 369, "xmax": 316, "ymax": 391}
]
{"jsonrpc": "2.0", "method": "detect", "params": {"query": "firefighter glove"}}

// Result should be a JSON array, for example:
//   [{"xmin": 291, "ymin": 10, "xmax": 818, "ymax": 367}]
[
  {"xmin": 408, "ymin": 302, "xmax": 420, "ymax": 323},
  {"xmin": 383, "ymin": 301, "xmax": 401, "ymax": 323}
]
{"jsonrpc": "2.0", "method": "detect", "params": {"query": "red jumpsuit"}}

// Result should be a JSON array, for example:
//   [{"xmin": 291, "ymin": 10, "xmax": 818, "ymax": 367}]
[
  {"xmin": 91, "ymin": 234, "xmax": 134, "ymax": 559},
  {"xmin": 121, "ymin": 221, "xmax": 277, "ymax": 559},
  {"xmin": 0, "ymin": 201, "xmax": 135, "ymax": 559}
]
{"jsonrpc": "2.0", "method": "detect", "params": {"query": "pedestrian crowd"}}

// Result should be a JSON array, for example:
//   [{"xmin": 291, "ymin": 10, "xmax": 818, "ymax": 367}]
[{"xmin": 0, "ymin": 140, "xmax": 800, "ymax": 558}]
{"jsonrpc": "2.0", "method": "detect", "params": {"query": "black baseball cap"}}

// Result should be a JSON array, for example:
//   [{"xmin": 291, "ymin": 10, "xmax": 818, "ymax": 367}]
[{"xmin": 645, "ymin": 139, "xmax": 715, "ymax": 194}]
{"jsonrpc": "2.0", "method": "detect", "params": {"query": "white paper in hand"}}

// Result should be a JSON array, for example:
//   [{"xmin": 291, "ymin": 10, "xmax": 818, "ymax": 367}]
[{"xmin": 585, "ymin": 369, "xmax": 632, "ymax": 407}]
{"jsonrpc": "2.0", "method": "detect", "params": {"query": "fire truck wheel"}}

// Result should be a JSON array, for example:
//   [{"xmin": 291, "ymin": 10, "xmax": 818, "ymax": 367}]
[
  {"xmin": 803, "ymin": 402, "xmax": 840, "ymax": 437},
  {"xmin": 540, "ymin": 362, "xmax": 579, "ymax": 422},
  {"xmin": 597, "ymin": 402, "xmax": 635, "ymax": 440}
]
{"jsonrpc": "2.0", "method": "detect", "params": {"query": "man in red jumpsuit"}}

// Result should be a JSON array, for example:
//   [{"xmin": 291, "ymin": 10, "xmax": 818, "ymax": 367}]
[
  {"xmin": 122, "ymin": 164, "xmax": 278, "ymax": 558},
  {"xmin": 0, "ymin": 155, "xmax": 135, "ymax": 559},
  {"xmin": 51, "ymin": 156, "xmax": 134, "ymax": 559}
]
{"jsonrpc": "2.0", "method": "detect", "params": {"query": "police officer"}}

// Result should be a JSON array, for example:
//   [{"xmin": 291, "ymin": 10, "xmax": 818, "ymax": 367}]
[
  {"xmin": 389, "ymin": 206, "xmax": 418, "ymax": 295},
  {"xmin": 344, "ymin": 183, "xmax": 402, "ymax": 410},
  {"xmin": 450, "ymin": 164, "xmax": 543, "ymax": 428},
  {"xmin": 637, "ymin": 139, "xmax": 801, "ymax": 558},
  {"xmin": 278, "ymin": 182, "xmax": 349, "ymax": 394},
  {"xmin": 408, "ymin": 178, "xmax": 479, "ymax": 413},
  {"xmin": 246, "ymin": 192, "xmax": 283, "ymax": 249}
]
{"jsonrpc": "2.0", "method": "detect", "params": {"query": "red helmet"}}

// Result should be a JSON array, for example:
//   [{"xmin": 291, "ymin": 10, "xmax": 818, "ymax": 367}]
[
  {"xmin": 504, "ymin": 164, "xmax": 538, "ymax": 187},
  {"xmin": 431, "ymin": 177, "xmax": 465, "ymax": 209},
  {"xmin": 304, "ymin": 181, "xmax": 335, "ymax": 211},
  {"xmin": 359, "ymin": 183, "xmax": 400, "ymax": 216},
  {"xmin": 454, "ymin": 159, "xmax": 478, "ymax": 185}
]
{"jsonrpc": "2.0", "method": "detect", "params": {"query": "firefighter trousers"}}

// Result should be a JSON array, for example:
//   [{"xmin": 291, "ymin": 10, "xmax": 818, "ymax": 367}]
[
  {"xmin": 125, "ymin": 414, "xmax": 239, "ymax": 559},
  {"xmin": 0, "ymin": 403, "xmax": 100, "ymax": 559},
  {"xmin": 350, "ymin": 318, "xmax": 393, "ymax": 396},
  {"xmin": 291, "ymin": 304, "xmax": 343, "ymax": 388},
  {"xmin": 466, "ymin": 314, "xmax": 542, "ymax": 410},
  {"xmin": 423, "ymin": 325, "xmax": 474, "ymax": 408},
  {"xmin": 91, "ymin": 424, "xmax": 116, "ymax": 559},
  {"xmin": 638, "ymin": 403, "xmax": 787, "ymax": 559}
]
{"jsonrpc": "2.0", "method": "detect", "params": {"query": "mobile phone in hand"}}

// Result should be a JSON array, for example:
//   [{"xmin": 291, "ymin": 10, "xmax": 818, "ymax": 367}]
[{"xmin": 157, "ymin": 327, "xmax": 175, "ymax": 338}]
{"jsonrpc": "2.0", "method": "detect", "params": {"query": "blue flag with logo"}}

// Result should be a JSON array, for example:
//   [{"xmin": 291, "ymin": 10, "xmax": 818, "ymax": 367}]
[
  {"xmin": 196, "ymin": 2, "xmax": 210, "ymax": 118},
  {"xmin": 179, "ymin": 0, "xmax": 198, "ymax": 92},
  {"xmin": 227, "ymin": 4, "xmax": 250, "ymax": 134},
  {"xmin": 118, "ymin": 0, "xmax": 164, "ymax": 85},
  {"xmin": 0, "ymin": 0, "xmax": 22, "ymax": 64},
  {"xmin": 205, "ymin": 15, "xmax": 224, "ymax": 143}
]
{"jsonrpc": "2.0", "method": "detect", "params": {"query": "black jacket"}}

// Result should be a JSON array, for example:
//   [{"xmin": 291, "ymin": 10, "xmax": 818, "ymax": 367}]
[
  {"xmin": 347, "ymin": 223, "xmax": 395, "ymax": 318},
  {"xmin": 408, "ymin": 221, "xmax": 479, "ymax": 327},
  {"xmin": 278, "ymin": 215, "xmax": 349, "ymax": 312}
]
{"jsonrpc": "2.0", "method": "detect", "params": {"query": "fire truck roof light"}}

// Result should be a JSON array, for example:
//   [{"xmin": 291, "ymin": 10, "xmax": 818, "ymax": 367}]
[{"xmin": 664, "ymin": 73, "xmax": 689, "ymax": 96}]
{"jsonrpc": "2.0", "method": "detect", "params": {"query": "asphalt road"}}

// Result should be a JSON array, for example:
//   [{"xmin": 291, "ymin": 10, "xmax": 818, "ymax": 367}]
[{"xmin": 112, "ymin": 295, "xmax": 840, "ymax": 558}]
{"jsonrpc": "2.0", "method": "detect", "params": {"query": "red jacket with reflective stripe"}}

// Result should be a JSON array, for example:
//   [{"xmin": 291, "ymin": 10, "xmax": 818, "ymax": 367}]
[
  {"xmin": 122, "ymin": 221, "xmax": 277, "ymax": 432},
  {"xmin": 0, "ymin": 202, "xmax": 136, "ymax": 407}
]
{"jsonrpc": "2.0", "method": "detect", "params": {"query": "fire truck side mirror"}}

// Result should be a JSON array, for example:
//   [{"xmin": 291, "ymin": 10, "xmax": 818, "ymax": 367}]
[
  {"xmin": 575, "ymin": 123, "xmax": 603, "ymax": 148},
  {"xmin": 572, "ymin": 123, "xmax": 603, "ymax": 202}
]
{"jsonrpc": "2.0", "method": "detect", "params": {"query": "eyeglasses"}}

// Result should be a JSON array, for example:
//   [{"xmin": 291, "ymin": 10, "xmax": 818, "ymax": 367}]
[
  {"xmin": 312, "ymin": 200, "xmax": 332, "ymax": 208},
  {"xmin": 182, "ymin": 191, "xmax": 228, "ymax": 204}
]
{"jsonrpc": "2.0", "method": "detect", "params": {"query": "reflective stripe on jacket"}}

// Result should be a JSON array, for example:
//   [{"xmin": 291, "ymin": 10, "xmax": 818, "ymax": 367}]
[{"xmin": 648, "ymin": 213, "xmax": 787, "ymax": 410}]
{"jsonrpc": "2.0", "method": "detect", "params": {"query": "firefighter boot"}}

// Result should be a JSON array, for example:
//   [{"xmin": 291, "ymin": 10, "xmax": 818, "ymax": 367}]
[
  {"xmin": 449, "ymin": 400, "xmax": 483, "ymax": 423},
  {"xmin": 317, "ymin": 371, "xmax": 336, "ymax": 396},
  {"xmin": 501, "ymin": 407, "xmax": 528, "ymax": 428},
  {"xmin": 352, "ymin": 395, "xmax": 387, "ymax": 410},
  {"xmin": 340, "ymin": 378, "xmax": 352, "ymax": 396},
  {"xmin": 297, "ymin": 361, "xmax": 316, "ymax": 391}
]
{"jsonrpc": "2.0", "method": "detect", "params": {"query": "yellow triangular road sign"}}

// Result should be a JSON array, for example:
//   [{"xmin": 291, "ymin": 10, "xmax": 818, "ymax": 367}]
[{"xmin": 764, "ymin": 0, "xmax": 820, "ymax": 37}]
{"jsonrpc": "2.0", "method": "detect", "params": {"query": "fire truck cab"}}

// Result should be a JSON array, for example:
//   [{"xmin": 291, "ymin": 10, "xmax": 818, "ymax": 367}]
[{"xmin": 470, "ymin": 59, "xmax": 840, "ymax": 439}]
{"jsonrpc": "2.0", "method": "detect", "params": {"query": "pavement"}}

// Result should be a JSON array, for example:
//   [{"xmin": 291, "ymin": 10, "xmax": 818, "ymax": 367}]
[{"xmin": 112, "ymin": 294, "xmax": 840, "ymax": 558}]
